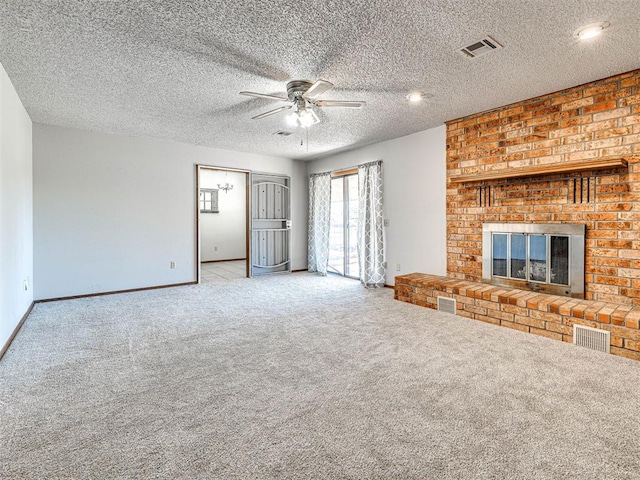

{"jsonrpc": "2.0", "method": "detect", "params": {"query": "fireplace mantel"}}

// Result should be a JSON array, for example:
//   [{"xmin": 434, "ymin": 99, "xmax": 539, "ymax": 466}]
[{"xmin": 448, "ymin": 157, "xmax": 628, "ymax": 184}]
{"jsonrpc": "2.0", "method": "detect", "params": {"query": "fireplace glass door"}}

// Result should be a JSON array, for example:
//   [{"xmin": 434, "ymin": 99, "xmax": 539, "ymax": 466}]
[
  {"xmin": 491, "ymin": 233, "xmax": 570, "ymax": 286},
  {"xmin": 492, "ymin": 234, "xmax": 507, "ymax": 277},
  {"xmin": 550, "ymin": 236, "xmax": 569, "ymax": 285},
  {"xmin": 529, "ymin": 235, "xmax": 547, "ymax": 282},
  {"xmin": 483, "ymin": 223, "xmax": 584, "ymax": 298},
  {"xmin": 511, "ymin": 234, "xmax": 526, "ymax": 280}
]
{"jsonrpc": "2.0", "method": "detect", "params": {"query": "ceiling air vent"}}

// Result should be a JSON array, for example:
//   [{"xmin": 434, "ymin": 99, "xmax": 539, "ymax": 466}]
[
  {"xmin": 459, "ymin": 36, "xmax": 503, "ymax": 58},
  {"xmin": 437, "ymin": 296, "xmax": 457, "ymax": 315},
  {"xmin": 273, "ymin": 130, "xmax": 293, "ymax": 137}
]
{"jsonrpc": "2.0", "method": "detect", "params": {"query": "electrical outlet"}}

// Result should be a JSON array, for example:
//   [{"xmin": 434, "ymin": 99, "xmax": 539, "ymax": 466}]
[
  {"xmin": 214, "ymin": 246, "xmax": 218, "ymax": 252},
  {"xmin": 170, "ymin": 261, "xmax": 176, "ymax": 269},
  {"xmin": 23, "ymin": 278, "xmax": 29, "ymax": 291},
  {"xmin": 384, "ymin": 219, "xmax": 389, "ymax": 227},
  {"xmin": 396, "ymin": 263, "xmax": 401, "ymax": 271}
]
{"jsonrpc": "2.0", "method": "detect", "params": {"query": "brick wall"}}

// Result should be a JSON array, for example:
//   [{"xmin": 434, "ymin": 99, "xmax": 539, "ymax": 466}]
[{"xmin": 446, "ymin": 69, "xmax": 640, "ymax": 305}]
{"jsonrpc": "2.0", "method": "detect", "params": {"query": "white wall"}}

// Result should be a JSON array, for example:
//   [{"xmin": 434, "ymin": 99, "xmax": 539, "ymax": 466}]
[
  {"xmin": 308, "ymin": 126, "xmax": 447, "ymax": 285},
  {"xmin": 33, "ymin": 124, "xmax": 308, "ymax": 299},
  {"xmin": 199, "ymin": 169, "xmax": 247, "ymax": 262},
  {"xmin": 0, "ymin": 63, "xmax": 33, "ymax": 350}
]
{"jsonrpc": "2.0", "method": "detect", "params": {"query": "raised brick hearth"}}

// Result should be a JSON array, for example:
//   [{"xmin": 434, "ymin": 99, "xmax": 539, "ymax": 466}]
[{"xmin": 395, "ymin": 273, "xmax": 640, "ymax": 361}]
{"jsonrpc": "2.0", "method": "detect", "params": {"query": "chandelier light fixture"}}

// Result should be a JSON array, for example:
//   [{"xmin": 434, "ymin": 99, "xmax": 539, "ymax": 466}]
[{"xmin": 217, "ymin": 182, "xmax": 233, "ymax": 193}]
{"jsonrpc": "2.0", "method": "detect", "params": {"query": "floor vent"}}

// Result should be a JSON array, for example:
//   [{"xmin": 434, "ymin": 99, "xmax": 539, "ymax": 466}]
[
  {"xmin": 459, "ymin": 36, "xmax": 503, "ymax": 58},
  {"xmin": 273, "ymin": 130, "xmax": 293, "ymax": 136},
  {"xmin": 437, "ymin": 296, "xmax": 457, "ymax": 315},
  {"xmin": 573, "ymin": 325, "xmax": 610, "ymax": 354}
]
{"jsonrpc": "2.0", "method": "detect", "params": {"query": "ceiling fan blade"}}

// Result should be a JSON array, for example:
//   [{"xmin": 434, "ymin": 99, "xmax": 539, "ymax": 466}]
[
  {"xmin": 315, "ymin": 100, "xmax": 365, "ymax": 108},
  {"xmin": 240, "ymin": 91, "xmax": 289, "ymax": 101},
  {"xmin": 251, "ymin": 105, "xmax": 292, "ymax": 120},
  {"xmin": 302, "ymin": 80, "xmax": 334, "ymax": 100}
]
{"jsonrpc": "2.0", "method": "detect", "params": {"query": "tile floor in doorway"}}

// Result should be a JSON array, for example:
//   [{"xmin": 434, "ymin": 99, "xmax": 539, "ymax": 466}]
[{"xmin": 201, "ymin": 260, "xmax": 247, "ymax": 282}]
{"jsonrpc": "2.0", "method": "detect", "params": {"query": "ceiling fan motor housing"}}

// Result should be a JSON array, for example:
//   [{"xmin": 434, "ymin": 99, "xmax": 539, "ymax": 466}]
[{"xmin": 286, "ymin": 80, "xmax": 313, "ymax": 101}]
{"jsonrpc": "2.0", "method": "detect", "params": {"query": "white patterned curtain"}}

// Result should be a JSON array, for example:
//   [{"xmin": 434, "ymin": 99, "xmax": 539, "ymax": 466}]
[
  {"xmin": 357, "ymin": 160, "xmax": 385, "ymax": 287},
  {"xmin": 308, "ymin": 172, "xmax": 332, "ymax": 275}
]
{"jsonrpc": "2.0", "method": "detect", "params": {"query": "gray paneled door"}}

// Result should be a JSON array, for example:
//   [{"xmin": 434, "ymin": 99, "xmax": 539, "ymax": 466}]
[{"xmin": 251, "ymin": 173, "xmax": 291, "ymax": 276}]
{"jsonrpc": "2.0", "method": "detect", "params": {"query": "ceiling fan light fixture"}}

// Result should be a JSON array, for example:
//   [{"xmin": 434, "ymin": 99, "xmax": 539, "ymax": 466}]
[
  {"xmin": 286, "ymin": 112, "xmax": 299, "ymax": 127},
  {"xmin": 286, "ymin": 103, "xmax": 319, "ymax": 128},
  {"xmin": 295, "ymin": 109, "xmax": 319, "ymax": 128},
  {"xmin": 303, "ymin": 109, "xmax": 320, "ymax": 128},
  {"xmin": 574, "ymin": 22, "xmax": 609, "ymax": 40}
]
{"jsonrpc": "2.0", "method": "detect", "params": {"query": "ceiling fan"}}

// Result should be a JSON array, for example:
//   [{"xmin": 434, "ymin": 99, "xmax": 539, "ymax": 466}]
[{"xmin": 240, "ymin": 80, "xmax": 365, "ymax": 128}]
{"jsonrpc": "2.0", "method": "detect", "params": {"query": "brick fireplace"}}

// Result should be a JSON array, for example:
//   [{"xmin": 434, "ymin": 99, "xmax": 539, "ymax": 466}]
[
  {"xmin": 396, "ymin": 69, "xmax": 640, "ymax": 360},
  {"xmin": 446, "ymin": 69, "xmax": 640, "ymax": 305}
]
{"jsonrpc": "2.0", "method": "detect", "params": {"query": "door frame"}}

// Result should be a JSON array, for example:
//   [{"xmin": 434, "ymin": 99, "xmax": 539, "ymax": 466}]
[{"xmin": 195, "ymin": 165, "xmax": 251, "ymax": 283}]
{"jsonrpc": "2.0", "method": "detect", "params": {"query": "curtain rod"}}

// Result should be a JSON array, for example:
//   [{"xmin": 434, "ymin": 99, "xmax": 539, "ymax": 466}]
[
  {"xmin": 311, "ymin": 160, "xmax": 383, "ymax": 178},
  {"xmin": 331, "ymin": 167, "xmax": 358, "ymax": 177},
  {"xmin": 331, "ymin": 160, "xmax": 383, "ymax": 177}
]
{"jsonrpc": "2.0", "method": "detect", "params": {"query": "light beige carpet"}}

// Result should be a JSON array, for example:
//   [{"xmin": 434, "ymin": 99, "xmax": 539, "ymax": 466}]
[{"xmin": 2, "ymin": 273, "xmax": 640, "ymax": 479}]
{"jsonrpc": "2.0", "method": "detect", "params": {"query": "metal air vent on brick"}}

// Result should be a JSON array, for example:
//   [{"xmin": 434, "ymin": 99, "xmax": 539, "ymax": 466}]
[
  {"xmin": 459, "ymin": 36, "xmax": 503, "ymax": 58},
  {"xmin": 273, "ymin": 130, "xmax": 293, "ymax": 136},
  {"xmin": 573, "ymin": 325, "xmax": 610, "ymax": 354},
  {"xmin": 437, "ymin": 296, "xmax": 457, "ymax": 315}
]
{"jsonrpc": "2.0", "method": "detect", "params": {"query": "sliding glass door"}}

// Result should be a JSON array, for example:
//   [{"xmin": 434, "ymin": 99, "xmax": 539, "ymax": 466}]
[{"xmin": 328, "ymin": 174, "xmax": 359, "ymax": 278}]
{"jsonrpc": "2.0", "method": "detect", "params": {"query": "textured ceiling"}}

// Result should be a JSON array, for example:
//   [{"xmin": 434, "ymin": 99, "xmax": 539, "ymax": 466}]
[{"xmin": 1, "ymin": 1, "xmax": 639, "ymax": 161}]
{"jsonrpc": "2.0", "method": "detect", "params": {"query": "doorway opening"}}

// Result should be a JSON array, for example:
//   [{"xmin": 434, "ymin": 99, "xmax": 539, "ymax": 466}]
[
  {"xmin": 196, "ymin": 166, "xmax": 250, "ymax": 283},
  {"xmin": 328, "ymin": 171, "xmax": 359, "ymax": 279}
]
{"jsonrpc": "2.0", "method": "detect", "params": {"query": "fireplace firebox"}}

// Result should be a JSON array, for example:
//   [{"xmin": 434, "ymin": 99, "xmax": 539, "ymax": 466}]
[{"xmin": 482, "ymin": 223, "xmax": 585, "ymax": 298}]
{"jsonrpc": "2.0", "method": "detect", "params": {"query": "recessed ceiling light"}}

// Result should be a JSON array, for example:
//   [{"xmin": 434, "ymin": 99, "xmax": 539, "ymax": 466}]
[
  {"xmin": 574, "ymin": 22, "xmax": 610, "ymax": 40},
  {"xmin": 406, "ymin": 91, "xmax": 432, "ymax": 103}
]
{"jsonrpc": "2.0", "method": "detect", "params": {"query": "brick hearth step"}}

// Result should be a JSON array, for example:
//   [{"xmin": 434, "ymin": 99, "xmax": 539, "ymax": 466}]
[{"xmin": 395, "ymin": 273, "xmax": 640, "ymax": 362}]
